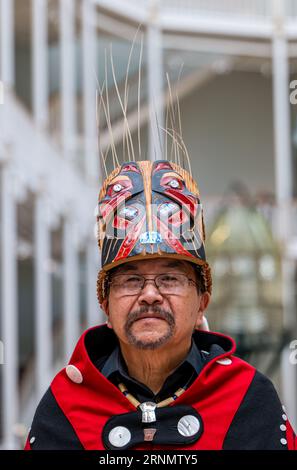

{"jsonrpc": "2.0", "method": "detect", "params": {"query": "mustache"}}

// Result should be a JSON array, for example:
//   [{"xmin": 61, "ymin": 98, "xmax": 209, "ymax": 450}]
[{"xmin": 125, "ymin": 306, "xmax": 175, "ymax": 329}]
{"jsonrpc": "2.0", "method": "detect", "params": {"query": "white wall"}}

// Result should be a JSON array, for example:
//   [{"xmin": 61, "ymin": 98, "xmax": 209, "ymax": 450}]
[{"xmin": 180, "ymin": 71, "xmax": 274, "ymax": 198}]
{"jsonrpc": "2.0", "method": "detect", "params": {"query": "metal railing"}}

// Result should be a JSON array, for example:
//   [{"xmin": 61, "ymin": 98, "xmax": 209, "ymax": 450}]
[{"xmin": 97, "ymin": 0, "xmax": 297, "ymax": 21}]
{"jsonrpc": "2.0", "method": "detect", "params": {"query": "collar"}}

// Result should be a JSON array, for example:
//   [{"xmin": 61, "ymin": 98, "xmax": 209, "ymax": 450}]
[
  {"xmin": 100, "ymin": 340, "xmax": 205, "ymax": 381},
  {"xmin": 81, "ymin": 324, "xmax": 236, "ymax": 380},
  {"xmin": 83, "ymin": 325, "xmax": 235, "ymax": 371}
]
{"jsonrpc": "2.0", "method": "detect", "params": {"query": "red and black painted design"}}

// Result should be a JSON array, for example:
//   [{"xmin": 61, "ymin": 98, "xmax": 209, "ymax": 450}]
[
  {"xmin": 98, "ymin": 162, "xmax": 146, "ymax": 268},
  {"xmin": 151, "ymin": 160, "xmax": 204, "ymax": 261},
  {"xmin": 98, "ymin": 160, "xmax": 205, "ymax": 271}
]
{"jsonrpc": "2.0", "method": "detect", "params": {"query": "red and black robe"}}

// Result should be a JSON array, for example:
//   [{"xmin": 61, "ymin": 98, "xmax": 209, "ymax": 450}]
[{"xmin": 25, "ymin": 325, "xmax": 297, "ymax": 450}]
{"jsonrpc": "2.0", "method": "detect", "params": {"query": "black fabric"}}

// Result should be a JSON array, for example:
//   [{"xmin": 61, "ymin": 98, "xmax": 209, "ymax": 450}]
[
  {"xmin": 102, "ymin": 405, "xmax": 203, "ymax": 450},
  {"xmin": 28, "ymin": 388, "xmax": 84, "ymax": 450},
  {"xmin": 223, "ymin": 371, "xmax": 289, "ymax": 450},
  {"xmin": 90, "ymin": 326, "xmax": 229, "ymax": 404},
  {"xmin": 100, "ymin": 340, "xmax": 204, "ymax": 378},
  {"xmin": 97, "ymin": 340, "xmax": 205, "ymax": 404}
]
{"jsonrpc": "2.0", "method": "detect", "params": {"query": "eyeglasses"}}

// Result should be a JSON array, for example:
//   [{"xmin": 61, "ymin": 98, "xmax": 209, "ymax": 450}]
[{"xmin": 108, "ymin": 272, "xmax": 198, "ymax": 296}]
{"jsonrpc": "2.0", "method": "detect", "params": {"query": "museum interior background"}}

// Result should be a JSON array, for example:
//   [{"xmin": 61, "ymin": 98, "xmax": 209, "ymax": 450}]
[{"xmin": 1, "ymin": 0, "xmax": 297, "ymax": 449}]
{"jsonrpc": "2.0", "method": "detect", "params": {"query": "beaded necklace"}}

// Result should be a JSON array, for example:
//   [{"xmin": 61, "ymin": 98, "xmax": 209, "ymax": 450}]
[
  {"xmin": 118, "ymin": 382, "xmax": 186, "ymax": 408},
  {"xmin": 117, "ymin": 370, "xmax": 195, "ymax": 414},
  {"xmin": 113, "ymin": 372, "xmax": 198, "ymax": 444}
]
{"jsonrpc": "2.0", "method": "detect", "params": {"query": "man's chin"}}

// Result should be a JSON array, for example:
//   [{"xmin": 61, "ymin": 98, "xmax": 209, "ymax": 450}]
[
  {"xmin": 129, "ymin": 340, "xmax": 167, "ymax": 350},
  {"xmin": 126, "ymin": 332, "xmax": 173, "ymax": 350}
]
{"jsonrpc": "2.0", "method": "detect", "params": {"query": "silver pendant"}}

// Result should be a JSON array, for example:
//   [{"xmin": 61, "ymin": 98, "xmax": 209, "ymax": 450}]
[
  {"xmin": 139, "ymin": 402, "xmax": 157, "ymax": 423},
  {"xmin": 177, "ymin": 415, "xmax": 200, "ymax": 437}
]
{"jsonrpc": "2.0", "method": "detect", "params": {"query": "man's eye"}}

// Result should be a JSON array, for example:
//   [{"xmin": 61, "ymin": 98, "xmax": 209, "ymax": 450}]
[
  {"xmin": 159, "ymin": 274, "xmax": 179, "ymax": 282},
  {"xmin": 125, "ymin": 276, "xmax": 142, "ymax": 284},
  {"xmin": 111, "ymin": 275, "xmax": 141, "ymax": 287}
]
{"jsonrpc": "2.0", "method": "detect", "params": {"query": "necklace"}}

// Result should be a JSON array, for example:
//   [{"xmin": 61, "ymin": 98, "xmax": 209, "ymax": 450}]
[
  {"xmin": 115, "ymin": 373, "xmax": 197, "ymax": 444},
  {"xmin": 118, "ymin": 371, "xmax": 195, "ymax": 424},
  {"xmin": 118, "ymin": 382, "xmax": 186, "ymax": 408},
  {"xmin": 118, "ymin": 382, "xmax": 186, "ymax": 425}
]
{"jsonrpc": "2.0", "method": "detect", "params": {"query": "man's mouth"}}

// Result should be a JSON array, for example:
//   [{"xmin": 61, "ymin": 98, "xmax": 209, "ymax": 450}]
[{"xmin": 134, "ymin": 314, "xmax": 167, "ymax": 322}]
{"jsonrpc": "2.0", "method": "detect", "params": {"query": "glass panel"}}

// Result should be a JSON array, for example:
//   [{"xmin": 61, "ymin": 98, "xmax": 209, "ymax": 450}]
[
  {"xmin": 51, "ymin": 224, "xmax": 64, "ymax": 366},
  {"xmin": 18, "ymin": 258, "xmax": 35, "ymax": 401},
  {"xmin": 79, "ymin": 249, "xmax": 87, "ymax": 331},
  {"xmin": 14, "ymin": 0, "xmax": 32, "ymax": 111},
  {"xmin": 96, "ymin": 29, "xmax": 148, "ymax": 172},
  {"xmin": 48, "ymin": 0, "xmax": 61, "ymax": 143},
  {"xmin": 17, "ymin": 194, "xmax": 36, "ymax": 415}
]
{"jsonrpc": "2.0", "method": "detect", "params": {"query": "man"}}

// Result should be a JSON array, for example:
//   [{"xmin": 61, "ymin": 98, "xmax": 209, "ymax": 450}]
[{"xmin": 25, "ymin": 160, "xmax": 296, "ymax": 450}]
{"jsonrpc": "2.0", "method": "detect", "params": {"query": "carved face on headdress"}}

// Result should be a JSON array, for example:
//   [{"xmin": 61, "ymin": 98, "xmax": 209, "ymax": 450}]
[{"xmin": 97, "ymin": 160, "xmax": 207, "ymax": 270}]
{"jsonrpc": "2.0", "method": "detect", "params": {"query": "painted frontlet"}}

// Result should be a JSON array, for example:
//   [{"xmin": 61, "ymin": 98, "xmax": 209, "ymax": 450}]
[{"xmin": 96, "ymin": 160, "xmax": 212, "ymax": 302}]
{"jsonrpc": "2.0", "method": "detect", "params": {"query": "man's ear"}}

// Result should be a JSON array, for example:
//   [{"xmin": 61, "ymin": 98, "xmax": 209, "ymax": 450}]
[
  {"xmin": 101, "ymin": 298, "xmax": 112, "ymax": 329},
  {"xmin": 199, "ymin": 292, "xmax": 211, "ymax": 313},
  {"xmin": 101, "ymin": 298, "xmax": 109, "ymax": 315},
  {"xmin": 195, "ymin": 292, "xmax": 211, "ymax": 329}
]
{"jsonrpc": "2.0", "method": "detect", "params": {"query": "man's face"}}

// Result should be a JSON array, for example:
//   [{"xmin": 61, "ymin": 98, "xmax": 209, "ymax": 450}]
[{"xmin": 101, "ymin": 258, "xmax": 210, "ymax": 351}]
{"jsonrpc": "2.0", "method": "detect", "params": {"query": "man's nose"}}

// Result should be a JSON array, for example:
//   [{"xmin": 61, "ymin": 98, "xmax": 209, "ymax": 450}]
[{"xmin": 137, "ymin": 279, "xmax": 163, "ymax": 305}]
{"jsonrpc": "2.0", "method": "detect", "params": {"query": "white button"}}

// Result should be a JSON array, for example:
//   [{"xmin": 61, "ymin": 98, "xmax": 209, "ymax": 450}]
[
  {"xmin": 177, "ymin": 415, "xmax": 200, "ymax": 437},
  {"xmin": 30, "ymin": 437, "xmax": 35, "ymax": 444},
  {"xmin": 282, "ymin": 414, "xmax": 287, "ymax": 421},
  {"xmin": 216, "ymin": 358, "xmax": 232, "ymax": 366},
  {"xmin": 280, "ymin": 438, "xmax": 287, "ymax": 446},
  {"xmin": 66, "ymin": 365, "xmax": 83, "ymax": 384},
  {"xmin": 282, "ymin": 405, "xmax": 286, "ymax": 412},
  {"xmin": 280, "ymin": 424, "xmax": 287, "ymax": 431},
  {"xmin": 108, "ymin": 426, "xmax": 131, "ymax": 448}
]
